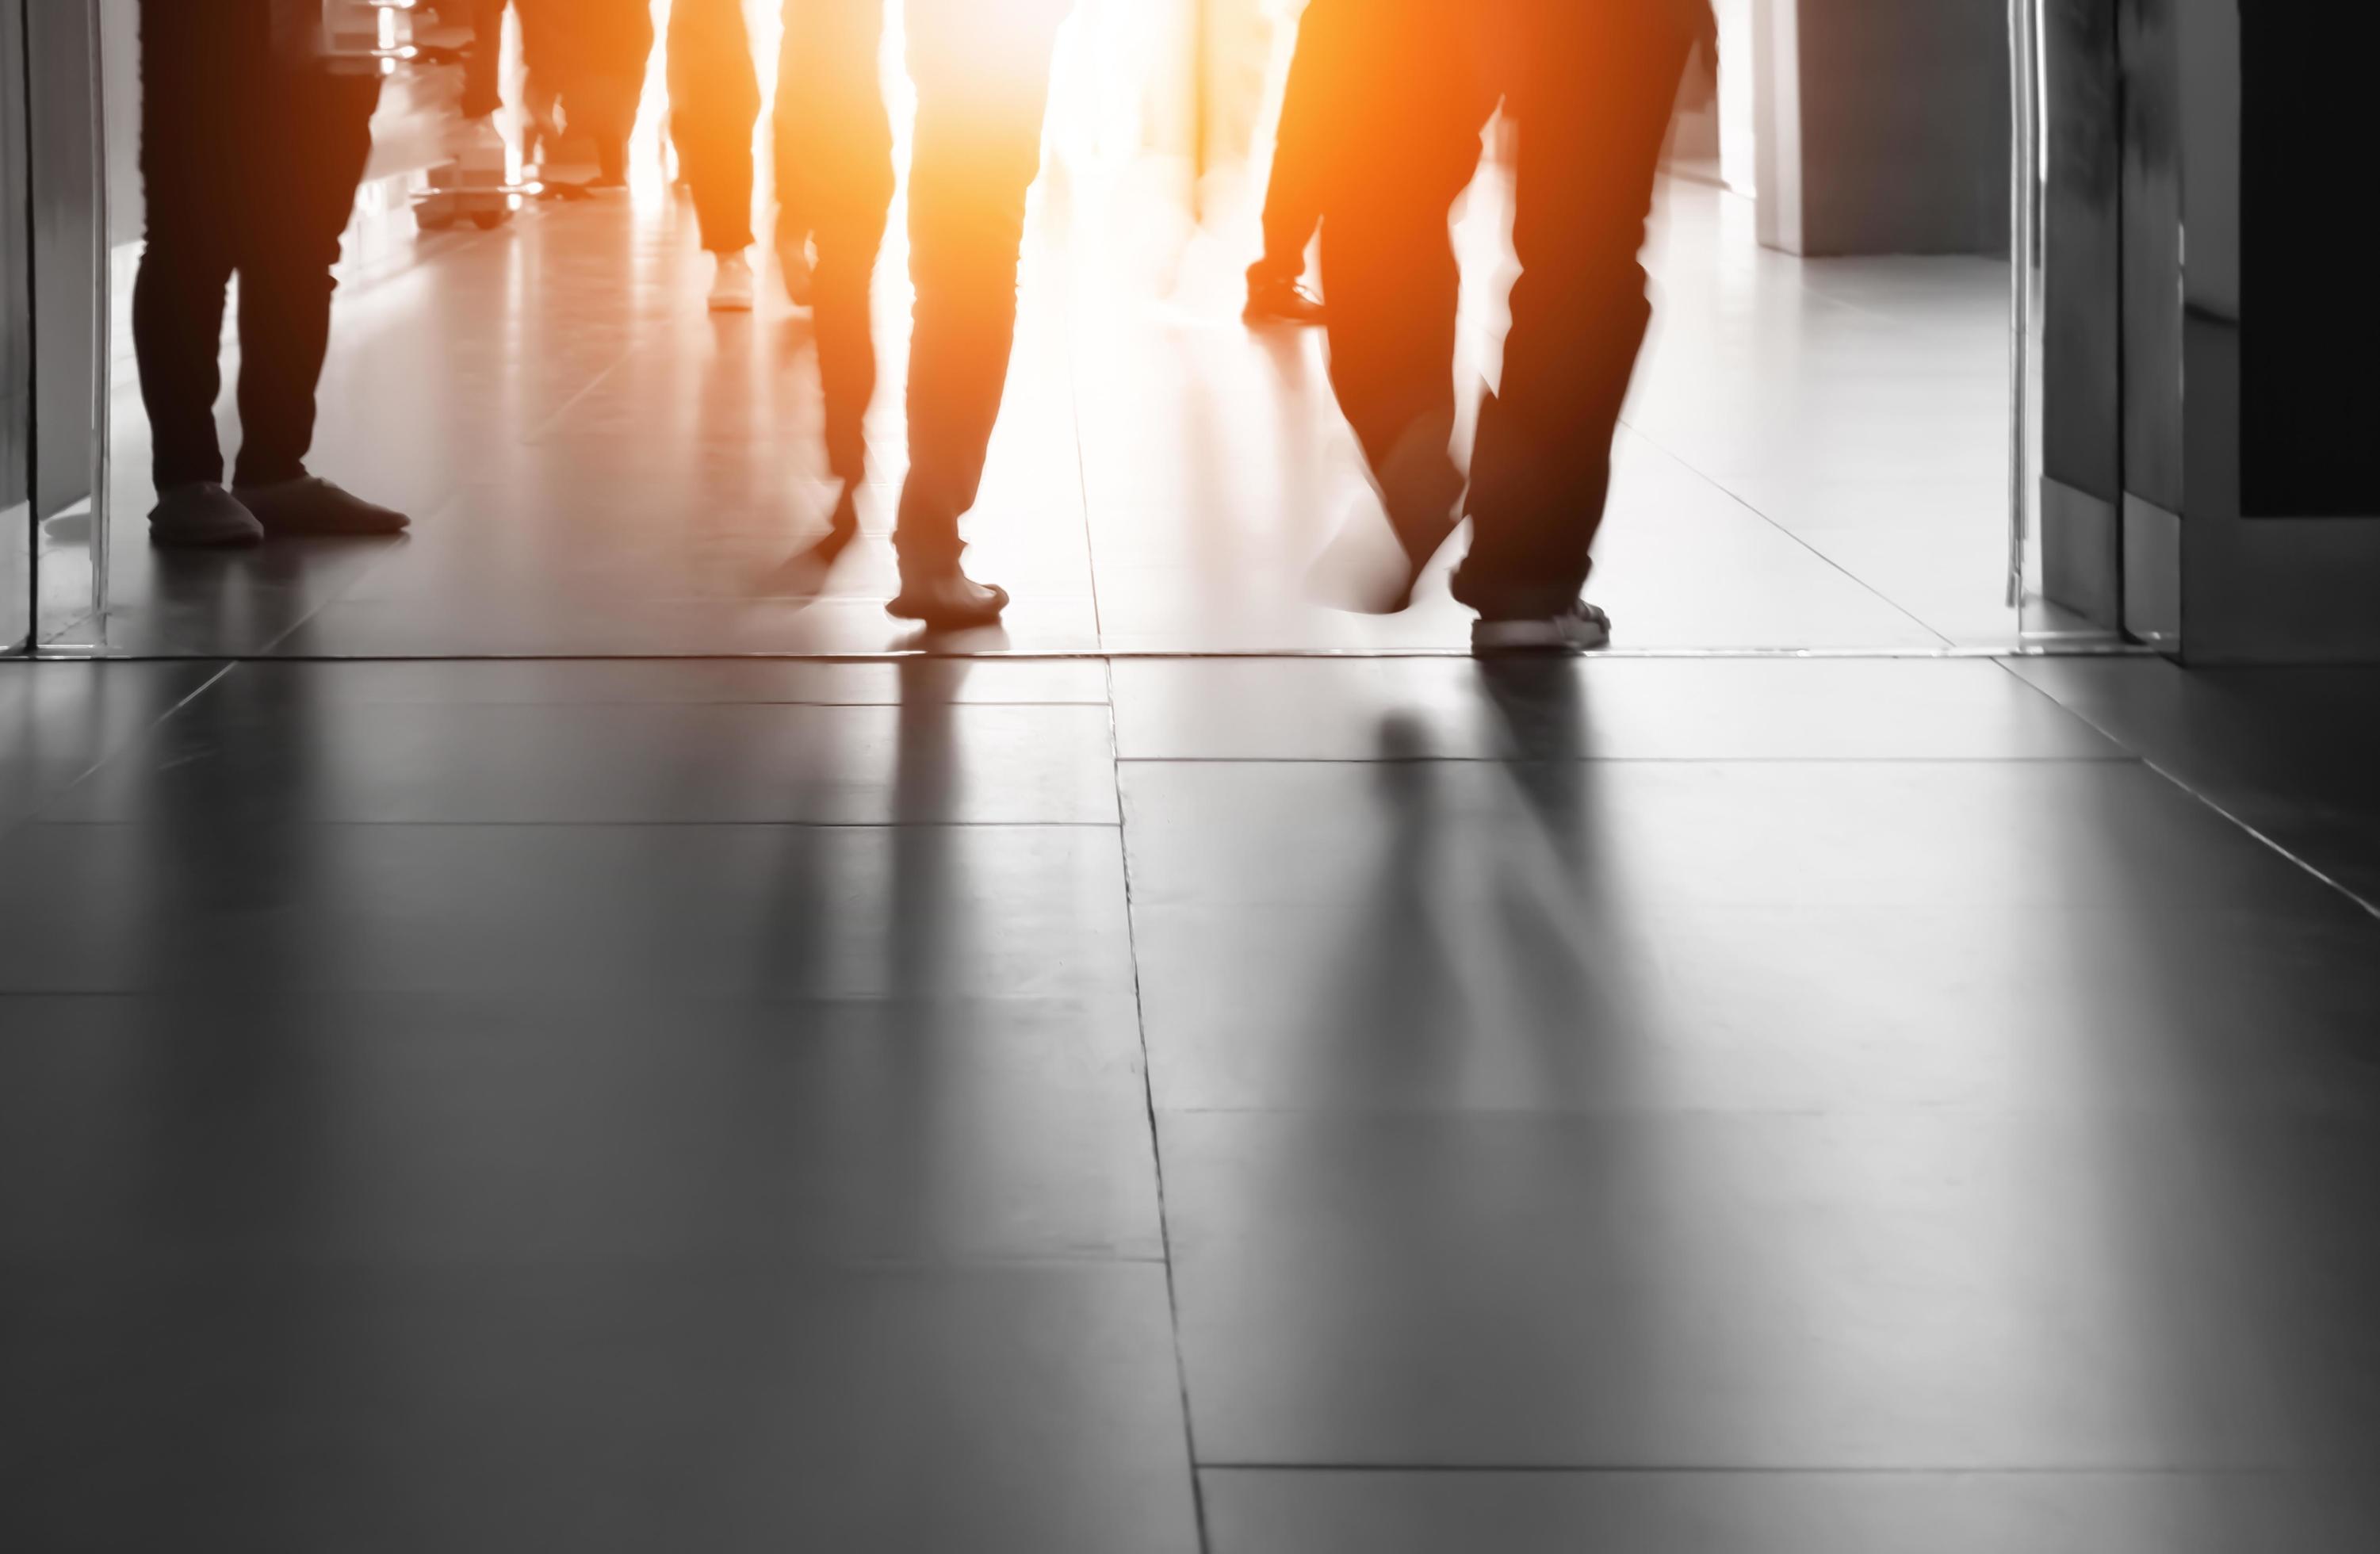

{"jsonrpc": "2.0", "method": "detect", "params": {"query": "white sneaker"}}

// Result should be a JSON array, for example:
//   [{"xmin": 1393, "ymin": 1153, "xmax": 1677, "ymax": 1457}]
[
  {"xmin": 708, "ymin": 252, "xmax": 756, "ymax": 313},
  {"xmin": 1471, "ymin": 600, "xmax": 1613, "ymax": 654}
]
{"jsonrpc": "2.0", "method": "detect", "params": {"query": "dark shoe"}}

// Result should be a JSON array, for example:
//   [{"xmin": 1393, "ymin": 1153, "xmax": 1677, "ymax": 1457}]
[
  {"xmin": 887, "ymin": 563, "xmax": 1008, "ymax": 629},
  {"xmin": 1244, "ymin": 274, "xmax": 1326, "ymax": 327},
  {"xmin": 231, "ymin": 476, "xmax": 411, "ymax": 537},
  {"xmin": 1471, "ymin": 600, "xmax": 1613, "ymax": 655},
  {"xmin": 148, "ymin": 483, "xmax": 265, "ymax": 549}
]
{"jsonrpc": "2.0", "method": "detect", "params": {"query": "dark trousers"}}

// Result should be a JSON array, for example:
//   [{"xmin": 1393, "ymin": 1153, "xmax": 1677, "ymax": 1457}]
[
  {"xmin": 133, "ymin": 0, "xmax": 381, "ymax": 492},
  {"xmin": 1250, "ymin": 0, "xmax": 1330, "ymax": 289},
  {"xmin": 515, "ymin": 0, "xmax": 652, "ymax": 180},
  {"xmin": 895, "ymin": 1, "xmax": 1064, "ymax": 565},
  {"xmin": 787, "ymin": 0, "xmax": 895, "ymax": 492},
  {"xmin": 461, "ymin": 0, "xmax": 507, "ymax": 121},
  {"xmin": 1319, "ymin": 0, "xmax": 1699, "ymax": 615},
  {"xmin": 666, "ymin": 0, "xmax": 892, "ymax": 488},
  {"xmin": 665, "ymin": 0, "xmax": 763, "ymax": 252}
]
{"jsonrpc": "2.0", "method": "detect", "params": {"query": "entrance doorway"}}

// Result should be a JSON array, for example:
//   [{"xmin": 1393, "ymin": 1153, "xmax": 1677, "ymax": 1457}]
[{"xmin": 14, "ymin": 0, "xmax": 2103, "ymax": 658}]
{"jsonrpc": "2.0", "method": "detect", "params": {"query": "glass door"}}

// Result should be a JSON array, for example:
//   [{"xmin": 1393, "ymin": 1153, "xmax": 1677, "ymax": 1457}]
[
  {"xmin": 2010, "ymin": 0, "xmax": 2128, "ymax": 647},
  {"xmin": 2, "ymin": 0, "xmax": 33, "ymax": 652},
  {"xmin": 0, "ymin": 0, "xmax": 114, "ymax": 653},
  {"xmin": 25, "ymin": 0, "xmax": 113, "ymax": 651}
]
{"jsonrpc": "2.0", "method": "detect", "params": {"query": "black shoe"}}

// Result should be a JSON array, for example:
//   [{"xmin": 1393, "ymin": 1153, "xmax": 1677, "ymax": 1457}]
[
  {"xmin": 1245, "ymin": 274, "xmax": 1326, "ymax": 327},
  {"xmin": 1471, "ymin": 600, "xmax": 1613, "ymax": 655},
  {"xmin": 231, "ymin": 476, "xmax": 411, "ymax": 537},
  {"xmin": 148, "ymin": 483, "xmax": 265, "ymax": 549},
  {"xmin": 887, "ymin": 563, "xmax": 1008, "ymax": 629}
]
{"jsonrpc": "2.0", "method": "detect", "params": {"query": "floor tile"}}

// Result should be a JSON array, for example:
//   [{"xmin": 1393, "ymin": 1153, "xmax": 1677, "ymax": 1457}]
[
  {"xmin": 1127, "ymin": 901, "xmax": 2380, "ymax": 1114},
  {"xmin": 0, "ymin": 662, "xmax": 224, "ymax": 829},
  {"xmin": 0, "ymin": 1262, "xmax": 1201, "ymax": 1554},
  {"xmin": 188, "ymin": 656, "xmax": 1112, "ymax": 707},
  {"xmin": 267, "ymin": 592, "xmax": 1107, "ymax": 656},
  {"xmin": 1161, "ymin": 1108, "xmax": 2380, "ymax": 1469},
  {"xmin": 0, "ymin": 993, "xmax": 1161, "ymax": 1266},
  {"xmin": 2007, "ymin": 657, "xmax": 2380, "ymax": 910},
  {"xmin": 1110, "ymin": 657, "xmax": 2119, "ymax": 762},
  {"xmin": 1118, "ymin": 758, "xmax": 2356, "ymax": 913},
  {"xmin": 51, "ymin": 699, "xmax": 1121, "ymax": 825},
  {"xmin": 1200, "ymin": 1469, "xmax": 2378, "ymax": 1553},
  {"xmin": 0, "ymin": 821, "xmax": 1134, "ymax": 997}
]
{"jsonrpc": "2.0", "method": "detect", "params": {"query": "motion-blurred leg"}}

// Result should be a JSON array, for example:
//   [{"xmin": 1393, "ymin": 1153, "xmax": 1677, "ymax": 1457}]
[
  {"xmin": 668, "ymin": 0, "xmax": 762, "ymax": 259},
  {"xmin": 1457, "ymin": 0, "xmax": 1699, "ymax": 630},
  {"xmin": 778, "ymin": 0, "xmax": 894, "ymax": 488},
  {"xmin": 1311, "ymin": 0, "xmax": 1495, "ymax": 603},
  {"xmin": 889, "ymin": 2, "xmax": 1065, "ymax": 622}
]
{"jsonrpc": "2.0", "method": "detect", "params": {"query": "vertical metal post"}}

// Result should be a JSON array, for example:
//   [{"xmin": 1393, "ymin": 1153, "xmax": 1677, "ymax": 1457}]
[
  {"xmin": 2006, "ymin": 0, "xmax": 2038, "ymax": 610},
  {"xmin": 9, "ymin": 0, "xmax": 34, "ymax": 652},
  {"xmin": 82, "ymin": 0, "xmax": 108, "ymax": 641}
]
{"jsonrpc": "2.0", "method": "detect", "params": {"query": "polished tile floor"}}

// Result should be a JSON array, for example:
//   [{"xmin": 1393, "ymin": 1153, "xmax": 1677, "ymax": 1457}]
[
  {"xmin": 4, "ymin": 650, "xmax": 2380, "ymax": 1550},
  {"xmin": 12, "ymin": 45, "xmax": 2374, "ymax": 1546}
]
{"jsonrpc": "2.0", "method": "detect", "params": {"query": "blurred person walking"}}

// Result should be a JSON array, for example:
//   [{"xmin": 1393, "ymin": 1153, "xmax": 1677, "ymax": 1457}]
[
  {"xmin": 783, "ymin": 0, "xmax": 1072, "ymax": 630},
  {"xmin": 514, "ymin": 0, "xmax": 653, "ymax": 187},
  {"xmin": 1312, "ymin": 0, "xmax": 1713, "ymax": 651},
  {"xmin": 442, "ymin": 0, "xmax": 511, "ymax": 178},
  {"xmin": 1244, "ymin": 0, "xmax": 1330, "ymax": 327},
  {"xmin": 136, "ymin": 0, "xmax": 410, "ymax": 547},
  {"xmin": 664, "ymin": 0, "xmax": 891, "ymax": 335}
]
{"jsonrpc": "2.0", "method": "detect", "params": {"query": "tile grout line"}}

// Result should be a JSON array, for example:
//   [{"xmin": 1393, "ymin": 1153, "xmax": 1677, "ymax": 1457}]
[
  {"xmin": 21, "ymin": 819, "xmax": 1130, "ymax": 831},
  {"xmin": 2113, "ymin": 756, "xmax": 2380, "ymax": 923},
  {"xmin": 0, "ymin": 660, "xmax": 240, "ymax": 847},
  {"xmin": 1990, "ymin": 660, "xmax": 2380, "ymax": 923},
  {"xmin": 1610, "ymin": 421, "xmax": 1962, "ymax": 652},
  {"xmin": 1104, "ymin": 654, "xmax": 1215, "ymax": 1554},
  {"xmin": 25, "ymin": 645, "xmax": 2157, "ymax": 664},
  {"xmin": 1195, "ymin": 1461, "xmax": 2289, "ymax": 1477},
  {"xmin": 1112, "ymin": 754, "xmax": 2145, "ymax": 767}
]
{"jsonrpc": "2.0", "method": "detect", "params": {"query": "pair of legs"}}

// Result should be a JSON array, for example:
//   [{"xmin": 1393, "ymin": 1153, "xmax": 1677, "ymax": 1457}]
[
  {"xmin": 666, "ymin": 0, "xmax": 890, "ymax": 496},
  {"xmin": 769, "ymin": 0, "xmax": 1064, "ymax": 625},
  {"xmin": 1318, "ymin": 0, "xmax": 1701, "ymax": 630},
  {"xmin": 666, "ymin": 0, "xmax": 893, "ymax": 350},
  {"xmin": 460, "ymin": 0, "xmax": 508, "ymax": 122},
  {"xmin": 514, "ymin": 0, "xmax": 652, "ymax": 183},
  {"xmin": 133, "ymin": 0, "xmax": 405, "ymax": 544}
]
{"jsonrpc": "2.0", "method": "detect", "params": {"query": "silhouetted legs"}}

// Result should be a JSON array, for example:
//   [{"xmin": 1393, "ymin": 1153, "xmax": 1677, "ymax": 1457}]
[
  {"xmin": 665, "ymin": 0, "xmax": 763, "ymax": 253},
  {"xmin": 1318, "ymin": 0, "xmax": 1698, "ymax": 626},
  {"xmin": 662, "ymin": 2, "xmax": 891, "ymax": 467},
  {"xmin": 893, "ymin": 5, "xmax": 1063, "ymax": 577},
  {"xmin": 459, "ymin": 0, "xmax": 508, "ymax": 121},
  {"xmin": 1314, "ymin": 0, "xmax": 1493, "ymax": 566},
  {"xmin": 513, "ymin": 0, "xmax": 651, "ymax": 183},
  {"xmin": 133, "ymin": 0, "xmax": 381, "ymax": 492},
  {"xmin": 782, "ymin": 0, "xmax": 894, "ymax": 491},
  {"xmin": 1457, "ymin": 0, "xmax": 1698, "ymax": 618}
]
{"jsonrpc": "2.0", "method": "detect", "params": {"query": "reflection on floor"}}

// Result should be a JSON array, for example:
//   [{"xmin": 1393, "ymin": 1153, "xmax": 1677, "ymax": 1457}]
[
  {"xmin": 70, "ymin": 143, "xmax": 2017, "ymax": 655},
  {"xmin": 4, "ymin": 650, "xmax": 2379, "ymax": 1549}
]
